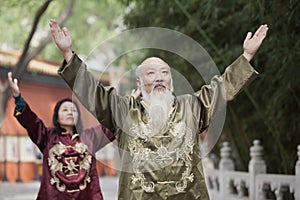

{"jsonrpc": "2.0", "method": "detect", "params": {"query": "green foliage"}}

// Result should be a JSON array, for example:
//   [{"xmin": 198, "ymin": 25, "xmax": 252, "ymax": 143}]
[
  {"xmin": 0, "ymin": 0, "xmax": 45, "ymax": 49},
  {"xmin": 120, "ymin": 0, "xmax": 300, "ymax": 174},
  {"xmin": 0, "ymin": 0, "xmax": 125, "ymax": 60}
]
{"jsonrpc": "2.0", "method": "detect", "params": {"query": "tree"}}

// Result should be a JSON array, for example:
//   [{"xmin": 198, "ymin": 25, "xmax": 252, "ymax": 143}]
[
  {"xmin": 0, "ymin": 0, "xmax": 125, "ymax": 127},
  {"xmin": 120, "ymin": 0, "xmax": 300, "ymax": 174},
  {"xmin": 0, "ymin": 0, "xmax": 75, "ymax": 127}
]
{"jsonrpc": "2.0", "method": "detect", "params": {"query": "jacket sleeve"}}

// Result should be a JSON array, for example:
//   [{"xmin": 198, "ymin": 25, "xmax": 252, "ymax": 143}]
[
  {"xmin": 195, "ymin": 54, "xmax": 259, "ymax": 131},
  {"xmin": 58, "ymin": 54, "xmax": 130, "ymax": 134},
  {"xmin": 14, "ymin": 104, "xmax": 49, "ymax": 151},
  {"xmin": 80, "ymin": 124, "xmax": 116, "ymax": 154}
]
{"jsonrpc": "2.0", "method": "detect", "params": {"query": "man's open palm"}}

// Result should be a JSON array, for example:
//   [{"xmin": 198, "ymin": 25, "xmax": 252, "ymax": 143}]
[
  {"xmin": 49, "ymin": 19, "xmax": 72, "ymax": 53},
  {"xmin": 243, "ymin": 24, "xmax": 269, "ymax": 61}
]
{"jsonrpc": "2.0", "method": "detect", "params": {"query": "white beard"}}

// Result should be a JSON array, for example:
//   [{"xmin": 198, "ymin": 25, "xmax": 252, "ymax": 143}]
[{"xmin": 142, "ymin": 87, "xmax": 174, "ymax": 134}]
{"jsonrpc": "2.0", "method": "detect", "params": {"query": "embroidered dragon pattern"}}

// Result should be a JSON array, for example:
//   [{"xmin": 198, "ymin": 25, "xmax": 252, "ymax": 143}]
[
  {"xmin": 48, "ymin": 142, "xmax": 92, "ymax": 192},
  {"xmin": 128, "ymin": 121, "xmax": 195, "ymax": 192}
]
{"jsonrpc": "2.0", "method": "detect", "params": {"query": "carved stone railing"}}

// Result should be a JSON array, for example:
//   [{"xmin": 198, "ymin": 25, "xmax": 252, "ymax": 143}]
[{"xmin": 204, "ymin": 140, "xmax": 299, "ymax": 200}]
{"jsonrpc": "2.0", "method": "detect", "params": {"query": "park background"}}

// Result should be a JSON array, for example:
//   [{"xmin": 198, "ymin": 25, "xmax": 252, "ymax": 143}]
[{"xmin": 0, "ymin": 0, "xmax": 298, "ymax": 194}]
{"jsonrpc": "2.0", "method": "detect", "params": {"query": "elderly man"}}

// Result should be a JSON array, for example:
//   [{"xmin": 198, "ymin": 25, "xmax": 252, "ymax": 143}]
[{"xmin": 50, "ymin": 19, "xmax": 268, "ymax": 199}]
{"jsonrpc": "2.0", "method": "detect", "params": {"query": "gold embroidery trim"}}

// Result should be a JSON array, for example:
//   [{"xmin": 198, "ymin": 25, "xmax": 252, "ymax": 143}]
[
  {"xmin": 48, "ymin": 141, "xmax": 92, "ymax": 192},
  {"xmin": 67, "ymin": 189, "xmax": 80, "ymax": 193},
  {"xmin": 129, "ymin": 121, "xmax": 195, "ymax": 193}
]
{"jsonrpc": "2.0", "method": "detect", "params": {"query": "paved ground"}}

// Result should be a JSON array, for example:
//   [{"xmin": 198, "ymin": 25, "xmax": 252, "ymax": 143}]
[{"xmin": 0, "ymin": 176, "xmax": 119, "ymax": 200}]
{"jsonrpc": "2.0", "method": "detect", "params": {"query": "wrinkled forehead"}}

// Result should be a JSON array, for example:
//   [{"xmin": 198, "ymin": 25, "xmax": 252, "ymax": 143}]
[
  {"xmin": 136, "ymin": 57, "xmax": 170, "ymax": 77},
  {"xmin": 141, "ymin": 57, "xmax": 170, "ymax": 69}
]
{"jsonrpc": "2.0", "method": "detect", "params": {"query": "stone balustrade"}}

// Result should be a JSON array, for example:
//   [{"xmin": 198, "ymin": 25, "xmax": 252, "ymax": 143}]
[{"xmin": 204, "ymin": 140, "xmax": 299, "ymax": 200}]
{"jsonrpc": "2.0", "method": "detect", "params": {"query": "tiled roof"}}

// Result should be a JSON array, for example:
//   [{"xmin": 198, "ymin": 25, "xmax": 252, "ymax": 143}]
[
  {"xmin": 0, "ymin": 49, "xmax": 110, "ymax": 83},
  {"xmin": 0, "ymin": 49, "xmax": 60, "ymax": 76}
]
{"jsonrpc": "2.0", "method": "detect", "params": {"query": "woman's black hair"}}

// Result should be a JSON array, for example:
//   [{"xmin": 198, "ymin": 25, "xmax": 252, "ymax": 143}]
[{"xmin": 52, "ymin": 98, "xmax": 83, "ymax": 133}]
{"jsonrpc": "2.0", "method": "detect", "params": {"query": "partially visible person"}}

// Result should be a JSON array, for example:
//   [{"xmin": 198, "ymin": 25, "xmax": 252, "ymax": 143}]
[{"xmin": 7, "ymin": 72, "xmax": 115, "ymax": 200}]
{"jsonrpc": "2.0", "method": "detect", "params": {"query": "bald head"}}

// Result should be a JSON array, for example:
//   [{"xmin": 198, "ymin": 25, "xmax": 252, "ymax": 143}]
[
  {"xmin": 136, "ymin": 57, "xmax": 173, "ymax": 94},
  {"xmin": 136, "ymin": 57, "xmax": 170, "ymax": 78}
]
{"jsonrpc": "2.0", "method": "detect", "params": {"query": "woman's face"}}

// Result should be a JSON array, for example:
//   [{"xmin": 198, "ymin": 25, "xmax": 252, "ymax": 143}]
[{"xmin": 57, "ymin": 101, "xmax": 79, "ymax": 129}]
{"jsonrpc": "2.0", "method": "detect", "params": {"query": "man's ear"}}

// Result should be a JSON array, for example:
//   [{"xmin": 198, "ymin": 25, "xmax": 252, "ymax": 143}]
[{"xmin": 136, "ymin": 78, "xmax": 141, "ymax": 88}]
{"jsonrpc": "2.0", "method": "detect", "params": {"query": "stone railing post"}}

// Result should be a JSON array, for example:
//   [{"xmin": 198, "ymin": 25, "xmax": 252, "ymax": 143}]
[
  {"xmin": 249, "ymin": 140, "xmax": 266, "ymax": 200},
  {"xmin": 295, "ymin": 145, "xmax": 300, "ymax": 200},
  {"xmin": 219, "ymin": 142, "xmax": 234, "ymax": 200}
]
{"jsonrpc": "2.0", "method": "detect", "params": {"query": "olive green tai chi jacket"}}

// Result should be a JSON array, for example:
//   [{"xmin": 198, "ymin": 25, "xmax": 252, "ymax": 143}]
[{"xmin": 58, "ymin": 54, "xmax": 258, "ymax": 200}]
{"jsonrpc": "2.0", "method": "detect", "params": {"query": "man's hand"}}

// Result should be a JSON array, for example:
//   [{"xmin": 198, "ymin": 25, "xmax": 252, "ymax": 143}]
[
  {"xmin": 243, "ymin": 24, "xmax": 269, "ymax": 62},
  {"xmin": 49, "ymin": 19, "xmax": 73, "ymax": 62},
  {"xmin": 8, "ymin": 72, "xmax": 20, "ymax": 97}
]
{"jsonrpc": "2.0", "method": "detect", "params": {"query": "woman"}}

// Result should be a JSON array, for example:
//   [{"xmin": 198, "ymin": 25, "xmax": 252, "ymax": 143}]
[{"xmin": 8, "ymin": 72, "xmax": 115, "ymax": 200}]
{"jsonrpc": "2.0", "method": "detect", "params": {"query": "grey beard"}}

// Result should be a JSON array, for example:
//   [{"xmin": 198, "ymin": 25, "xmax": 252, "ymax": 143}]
[{"xmin": 142, "ymin": 89, "xmax": 174, "ymax": 134}]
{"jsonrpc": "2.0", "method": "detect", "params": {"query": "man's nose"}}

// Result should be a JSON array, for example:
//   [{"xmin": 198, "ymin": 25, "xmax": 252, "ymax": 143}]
[{"xmin": 155, "ymin": 73, "xmax": 163, "ymax": 82}]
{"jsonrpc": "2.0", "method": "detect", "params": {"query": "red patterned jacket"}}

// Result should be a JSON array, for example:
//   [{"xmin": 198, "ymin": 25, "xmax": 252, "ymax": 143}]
[{"xmin": 15, "ymin": 104, "xmax": 115, "ymax": 200}]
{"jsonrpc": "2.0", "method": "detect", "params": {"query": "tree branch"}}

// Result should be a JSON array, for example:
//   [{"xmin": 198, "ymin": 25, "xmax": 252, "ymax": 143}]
[
  {"xmin": 28, "ymin": 0, "xmax": 75, "ymax": 62},
  {"xmin": 13, "ymin": 0, "xmax": 53, "ymax": 77},
  {"xmin": 1, "ymin": 0, "xmax": 75, "ymax": 128}
]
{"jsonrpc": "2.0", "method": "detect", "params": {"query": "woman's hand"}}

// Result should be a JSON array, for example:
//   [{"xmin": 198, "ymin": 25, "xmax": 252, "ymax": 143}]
[
  {"xmin": 7, "ymin": 72, "xmax": 20, "ymax": 97},
  {"xmin": 131, "ymin": 88, "xmax": 142, "ymax": 100}
]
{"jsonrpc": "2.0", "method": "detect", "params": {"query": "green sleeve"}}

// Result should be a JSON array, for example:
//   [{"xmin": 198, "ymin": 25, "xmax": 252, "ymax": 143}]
[
  {"xmin": 195, "ymin": 54, "xmax": 259, "ymax": 131},
  {"xmin": 58, "ymin": 54, "xmax": 131, "ymax": 134}
]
